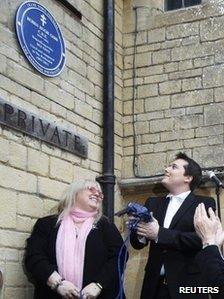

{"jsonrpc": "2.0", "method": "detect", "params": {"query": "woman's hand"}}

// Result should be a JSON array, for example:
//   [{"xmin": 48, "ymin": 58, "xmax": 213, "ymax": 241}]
[
  {"xmin": 57, "ymin": 280, "xmax": 80, "ymax": 298},
  {"xmin": 47, "ymin": 271, "xmax": 62, "ymax": 290},
  {"xmin": 81, "ymin": 282, "xmax": 102, "ymax": 299}
]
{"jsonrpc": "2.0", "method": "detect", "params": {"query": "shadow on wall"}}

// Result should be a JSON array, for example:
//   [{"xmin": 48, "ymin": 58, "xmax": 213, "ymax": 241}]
[
  {"xmin": 0, "ymin": 270, "xmax": 2, "ymax": 288},
  {"xmin": 125, "ymin": 244, "xmax": 149, "ymax": 299}
]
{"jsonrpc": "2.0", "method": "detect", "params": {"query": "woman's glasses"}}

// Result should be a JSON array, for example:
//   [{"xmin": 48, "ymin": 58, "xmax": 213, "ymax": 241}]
[{"xmin": 87, "ymin": 186, "xmax": 104, "ymax": 199}]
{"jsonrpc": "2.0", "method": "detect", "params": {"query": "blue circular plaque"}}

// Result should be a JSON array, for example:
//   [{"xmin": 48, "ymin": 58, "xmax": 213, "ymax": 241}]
[{"xmin": 15, "ymin": 1, "xmax": 66, "ymax": 77}]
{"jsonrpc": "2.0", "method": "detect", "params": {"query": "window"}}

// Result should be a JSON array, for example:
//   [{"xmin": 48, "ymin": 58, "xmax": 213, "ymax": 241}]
[
  {"xmin": 55, "ymin": 0, "xmax": 82, "ymax": 20},
  {"xmin": 166, "ymin": 0, "xmax": 202, "ymax": 11}
]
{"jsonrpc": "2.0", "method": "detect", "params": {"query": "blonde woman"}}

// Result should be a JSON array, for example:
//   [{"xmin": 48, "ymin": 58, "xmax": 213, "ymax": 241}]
[{"xmin": 25, "ymin": 180, "xmax": 124, "ymax": 299}]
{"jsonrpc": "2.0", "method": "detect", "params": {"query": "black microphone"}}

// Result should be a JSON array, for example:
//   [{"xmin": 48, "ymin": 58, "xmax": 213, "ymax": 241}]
[
  {"xmin": 207, "ymin": 171, "xmax": 224, "ymax": 188},
  {"xmin": 114, "ymin": 207, "xmax": 129, "ymax": 217}
]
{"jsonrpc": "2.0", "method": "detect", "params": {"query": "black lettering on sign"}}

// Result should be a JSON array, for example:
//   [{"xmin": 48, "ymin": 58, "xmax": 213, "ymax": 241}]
[
  {"xmin": 0, "ymin": 98, "xmax": 88, "ymax": 158},
  {"xmin": 39, "ymin": 119, "xmax": 50, "ymax": 136},
  {"xmin": 4, "ymin": 103, "xmax": 14, "ymax": 121},
  {"xmin": 18, "ymin": 110, "xmax": 27, "ymax": 128},
  {"xmin": 50, "ymin": 126, "xmax": 61, "ymax": 144}
]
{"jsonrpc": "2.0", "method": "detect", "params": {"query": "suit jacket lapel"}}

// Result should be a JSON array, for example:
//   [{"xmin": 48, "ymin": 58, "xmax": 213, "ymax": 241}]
[
  {"xmin": 169, "ymin": 192, "xmax": 195, "ymax": 229},
  {"xmin": 156, "ymin": 196, "xmax": 170, "ymax": 226}
]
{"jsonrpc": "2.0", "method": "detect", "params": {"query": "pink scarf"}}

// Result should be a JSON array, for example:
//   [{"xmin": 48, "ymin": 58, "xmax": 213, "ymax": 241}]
[{"xmin": 56, "ymin": 208, "xmax": 97, "ymax": 289}]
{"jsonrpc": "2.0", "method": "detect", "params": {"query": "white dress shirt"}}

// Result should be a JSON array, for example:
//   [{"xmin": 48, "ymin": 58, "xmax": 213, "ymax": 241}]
[
  {"xmin": 163, "ymin": 191, "xmax": 191, "ymax": 228},
  {"xmin": 160, "ymin": 190, "xmax": 191, "ymax": 275}
]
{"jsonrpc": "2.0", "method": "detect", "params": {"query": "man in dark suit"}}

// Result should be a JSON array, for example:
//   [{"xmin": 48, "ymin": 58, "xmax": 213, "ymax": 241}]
[
  {"xmin": 194, "ymin": 203, "xmax": 224, "ymax": 296},
  {"xmin": 130, "ymin": 152, "xmax": 215, "ymax": 299}
]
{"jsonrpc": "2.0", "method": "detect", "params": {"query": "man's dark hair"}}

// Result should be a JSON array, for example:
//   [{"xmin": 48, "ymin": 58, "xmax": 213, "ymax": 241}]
[{"xmin": 175, "ymin": 152, "xmax": 202, "ymax": 191}]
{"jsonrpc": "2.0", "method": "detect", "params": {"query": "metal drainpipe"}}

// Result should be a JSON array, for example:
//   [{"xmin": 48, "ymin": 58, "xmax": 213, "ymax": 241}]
[{"xmin": 96, "ymin": 0, "xmax": 115, "ymax": 223}]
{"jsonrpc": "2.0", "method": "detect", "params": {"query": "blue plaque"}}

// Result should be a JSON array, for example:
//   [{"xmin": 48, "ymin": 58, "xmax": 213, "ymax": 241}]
[{"xmin": 15, "ymin": 1, "xmax": 66, "ymax": 77}]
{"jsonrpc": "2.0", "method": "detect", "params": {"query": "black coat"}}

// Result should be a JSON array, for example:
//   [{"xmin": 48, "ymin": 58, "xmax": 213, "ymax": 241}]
[
  {"xmin": 24, "ymin": 215, "xmax": 124, "ymax": 299},
  {"xmin": 195, "ymin": 245, "xmax": 224, "ymax": 298},
  {"xmin": 130, "ymin": 193, "xmax": 216, "ymax": 299}
]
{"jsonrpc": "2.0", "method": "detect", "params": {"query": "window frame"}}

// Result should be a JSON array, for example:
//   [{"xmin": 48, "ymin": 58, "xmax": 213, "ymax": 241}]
[{"xmin": 165, "ymin": 0, "xmax": 202, "ymax": 11}]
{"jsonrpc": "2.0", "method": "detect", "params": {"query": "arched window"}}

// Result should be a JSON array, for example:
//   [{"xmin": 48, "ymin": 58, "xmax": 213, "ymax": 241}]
[{"xmin": 166, "ymin": 0, "xmax": 202, "ymax": 11}]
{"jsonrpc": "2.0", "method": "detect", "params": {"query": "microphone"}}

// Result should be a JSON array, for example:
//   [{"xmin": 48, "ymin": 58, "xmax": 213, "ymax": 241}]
[
  {"xmin": 114, "ymin": 207, "xmax": 129, "ymax": 217},
  {"xmin": 207, "ymin": 171, "xmax": 224, "ymax": 188}
]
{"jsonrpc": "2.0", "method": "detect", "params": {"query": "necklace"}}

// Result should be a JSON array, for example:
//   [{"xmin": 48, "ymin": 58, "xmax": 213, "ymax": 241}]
[
  {"xmin": 74, "ymin": 225, "xmax": 79, "ymax": 238},
  {"xmin": 73, "ymin": 221, "xmax": 82, "ymax": 238},
  {"xmin": 75, "ymin": 226, "xmax": 79, "ymax": 239}
]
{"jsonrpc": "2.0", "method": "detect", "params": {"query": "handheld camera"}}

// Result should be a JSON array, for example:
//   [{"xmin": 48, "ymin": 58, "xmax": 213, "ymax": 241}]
[{"xmin": 115, "ymin": 202, "xmax": 152, "ymax": 231}]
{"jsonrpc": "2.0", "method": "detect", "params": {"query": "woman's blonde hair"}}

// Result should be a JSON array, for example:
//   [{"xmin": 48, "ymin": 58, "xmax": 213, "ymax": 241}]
[{"xmin": 57, "ymin": 179, "xmax": 103, "ymax": 222}]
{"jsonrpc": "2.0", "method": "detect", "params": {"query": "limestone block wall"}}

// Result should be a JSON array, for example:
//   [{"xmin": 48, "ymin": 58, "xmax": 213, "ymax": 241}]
[
  {"xmin": 123, "ymin": 0, "xmax": 224, "ymax": 178},
  {"xmin": 0, "ymin": 0, "xmax": 124, "ymax": 297},
  {"xmin": 114, "ymin": 0, "xmax": 125, "ymax": 214},
  {"xmin": 122, "ymin": 1, "xmax": 224, "ymax": 298},
  {"xmin": 2, "ymin": 0, "xmax": 224, "ymax": 297}
]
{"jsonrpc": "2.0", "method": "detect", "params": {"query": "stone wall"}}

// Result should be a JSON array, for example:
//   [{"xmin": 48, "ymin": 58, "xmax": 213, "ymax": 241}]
[
  {"xmin": 114, "ymin": 0, "xmax": 125, "ymax": 213},
  {"xmin": 122, "ymin": 1, "xmax": 224, "ymax": 297},
  {"xmin": 1, "ymin": 0, "xmax": 224, "ymax": 298},
  {"xmin": 123, "ymin": 0, "xmax": 224, "ymax": 178},
  {"xmin": 0, "ymin": 0, "xmax": 124, "ymax": 297}
]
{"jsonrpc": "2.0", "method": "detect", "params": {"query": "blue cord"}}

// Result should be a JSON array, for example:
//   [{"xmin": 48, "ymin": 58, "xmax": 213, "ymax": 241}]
[
  {"xmin": 81, "ymin": 219, "xmax": 140, "ymax": 299},
  {"xmin": 116, "ymin": 219, "xmax": 140, "ymax": 299},
  {"xmin": 116, "ymin": 232, "xmax": 130, "ymax": 299}
]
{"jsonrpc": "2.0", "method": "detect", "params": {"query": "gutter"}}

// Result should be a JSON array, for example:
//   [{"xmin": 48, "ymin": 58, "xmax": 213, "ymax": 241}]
[{"xmin": 97, "ymin": 0, "xmax": 115, "ymax": 222}]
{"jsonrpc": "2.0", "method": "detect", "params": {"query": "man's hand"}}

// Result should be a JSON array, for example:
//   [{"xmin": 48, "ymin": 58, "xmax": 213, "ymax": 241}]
[
  {"xmin": 194, "ymin": 203, "xmax": 224, "ymax": 247},
  {"xmin": 136, "ymin": 214, "xmax": 159, "ymax": 240},
  {"xmin": 81, "ymin": 282, "xmax": 102, "ymax": 299},
  {"xmin": 215, "ymin": 219, "xmax": 224, "ymax": 247},
  {"xmin": 57, "ymin": 280, "xmax": 80, "ymax": 298}
]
